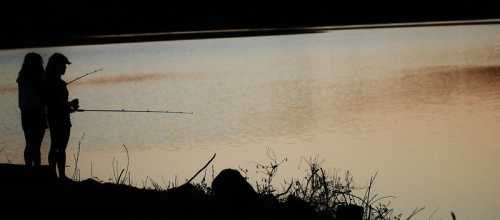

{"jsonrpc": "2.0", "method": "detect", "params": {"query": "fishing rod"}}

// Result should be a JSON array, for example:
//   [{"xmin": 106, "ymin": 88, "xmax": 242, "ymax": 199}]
[
  {"xmin": 66, "ymin": 68, "xmax": 103, "ymax": 85},
  {"xmin": 76, "ymin": 108, "xmax": 194, "ymax": 115}
]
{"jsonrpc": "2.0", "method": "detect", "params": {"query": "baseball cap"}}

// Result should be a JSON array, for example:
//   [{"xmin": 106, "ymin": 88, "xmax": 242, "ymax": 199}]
[{"xmin": 50, "ymin": 53, "xmax": 71, "ymax": 65}]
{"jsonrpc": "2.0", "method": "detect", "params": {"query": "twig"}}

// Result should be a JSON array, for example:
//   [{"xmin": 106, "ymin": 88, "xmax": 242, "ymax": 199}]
[
  {"xmin": 117, "ymin": 169, "xmax": 125, "ymax": 184},
  {"xmin": 186, "ymin": 153, "xmax": 216, "ymax": 184},
  {"xmin": 275, "ymin": 181, "xmax": 294, "ymax": 198},
  {"xmin": 112, "ymin": 144, "xmax": 131, "ymax": 185},
  {"xmin": 406, "ymin": 207, "xmax": 425, "ymax": 220},
  {"xmin": 121, "ymin": 144, "xmax": 130, "ymax": 185},
  {"xmin": 211, "ymin": 164, "xmax": 215, "ymax": 181},
  {"xmin": 428, "ymin": 208, "xmax": 439, "ymax": 220},
  {"xmin": 112, "ymin": 157, "xmax": 118, "ymax": 182},
  {"xmin": 90, "ymin": 161, "xmax": 94, "ymax": 178},
  {"xmin": 72, "ymin": 133, "xmax": 85, "ymax": 181}
]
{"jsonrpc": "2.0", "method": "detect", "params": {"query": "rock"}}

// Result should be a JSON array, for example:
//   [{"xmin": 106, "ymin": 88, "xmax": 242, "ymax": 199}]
[
  {"xmin": 211, "ymin": 169, "xmax": 258, "ymax": 217},
  {"xmin": 282, "ymin": 195, "xmax": 317, "ymax": 217},
  {"xmin": 212, "ymin": 168, "xmax": 257, "ymax": 199},
  {"xmin": 336, "ymin": 204, "xmax": 364, "ymax": 220}
]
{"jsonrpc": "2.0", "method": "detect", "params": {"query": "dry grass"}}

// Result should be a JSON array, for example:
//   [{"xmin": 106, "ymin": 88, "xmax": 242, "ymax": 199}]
[
  {"xmin": 68, "ymin": 146, "xmax": 447, "ymax": 219},
  {"xmin": 246, "ymin": 153, "xmax": 427, "ymax": 220}
]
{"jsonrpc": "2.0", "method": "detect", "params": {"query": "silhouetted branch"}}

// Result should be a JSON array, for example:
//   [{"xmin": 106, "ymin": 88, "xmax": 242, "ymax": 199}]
[
  {"xmin": 406, "ymin": 207, "xmax": 425, "ymax": 220},
  {"xmin": 186, "ymin": 153, "xmax": 216, "ymax": 184},
  {"xmin": 275, "ymin": 181, "xmax": 294, "ymax": 198}
]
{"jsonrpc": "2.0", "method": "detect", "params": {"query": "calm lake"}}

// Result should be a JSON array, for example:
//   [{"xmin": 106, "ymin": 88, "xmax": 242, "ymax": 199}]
[{"xmin": 1, "ymin": 24, "xmax": 499, "ymax": 219}]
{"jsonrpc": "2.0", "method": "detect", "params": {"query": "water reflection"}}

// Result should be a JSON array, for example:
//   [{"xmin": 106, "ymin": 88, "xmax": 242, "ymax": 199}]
[{"xmin": 1, "ymin": 25, "xmax": 500, "ymax": 219}]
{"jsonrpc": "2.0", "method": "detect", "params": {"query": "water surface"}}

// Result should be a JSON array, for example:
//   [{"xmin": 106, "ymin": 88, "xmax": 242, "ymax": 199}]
[{"xmin": 1, "ymin": 24, "xmax": 499, "ymax": 219}]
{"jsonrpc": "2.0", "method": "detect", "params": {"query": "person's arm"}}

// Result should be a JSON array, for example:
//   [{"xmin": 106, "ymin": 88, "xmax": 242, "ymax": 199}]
[{"xmin": 62, "ymin": 82, "xmax": 79, "ymax": 113}]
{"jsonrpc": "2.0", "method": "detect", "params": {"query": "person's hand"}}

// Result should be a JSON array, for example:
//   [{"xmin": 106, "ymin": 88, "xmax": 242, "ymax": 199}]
[{"xmin": 69, "ymin": 98, "xmax": 80, "ymax": 112}]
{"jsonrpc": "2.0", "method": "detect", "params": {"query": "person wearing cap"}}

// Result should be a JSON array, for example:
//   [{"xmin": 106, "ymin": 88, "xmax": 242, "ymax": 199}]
[
  {"xmin": 17, "ymin": 52, "xmax": 47, "ymax": 169},
  {"xmin": 45, "ymin": 53, "xmax": 79, "ymax": 181}
]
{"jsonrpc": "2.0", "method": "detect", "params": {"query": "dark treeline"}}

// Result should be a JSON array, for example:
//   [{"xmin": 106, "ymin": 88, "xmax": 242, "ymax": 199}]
[{"xmin": 2, "ymin": 1, "xmax": 500, "ymax": 49}]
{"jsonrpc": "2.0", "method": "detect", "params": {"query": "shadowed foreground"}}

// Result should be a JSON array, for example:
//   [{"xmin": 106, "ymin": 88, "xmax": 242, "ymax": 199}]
[{"xmin": 0, "ymin": 163, "xmax": 358, "ymax": 220}]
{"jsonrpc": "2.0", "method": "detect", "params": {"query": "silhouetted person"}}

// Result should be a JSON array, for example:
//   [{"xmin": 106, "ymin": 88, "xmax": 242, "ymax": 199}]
[
  {"xmin": 17, "ymin": 52, "xmax": 47, "ymax": 169},
  {"xmin": 45, "ymin": 53, "xmax": 79, "ymax": 181}
]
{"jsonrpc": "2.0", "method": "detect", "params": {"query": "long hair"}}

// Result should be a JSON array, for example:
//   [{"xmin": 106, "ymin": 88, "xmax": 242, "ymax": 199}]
[
  {"xmin": 17, "ymin": 52, "xmax": 44, "ymax": 84},
  {"xmin": 45, "ymin": 54, "xmax": 58, "ymax": 80}
]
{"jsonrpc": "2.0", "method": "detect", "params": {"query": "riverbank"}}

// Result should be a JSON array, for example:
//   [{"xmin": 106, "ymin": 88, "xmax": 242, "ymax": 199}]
[
  {"xmin": 0, "ymin": 163, "xmax": 343, "ymax": 220},
  {"xmin": 2, "ymin": 161, "xmax": 413, "ymax": 220}
]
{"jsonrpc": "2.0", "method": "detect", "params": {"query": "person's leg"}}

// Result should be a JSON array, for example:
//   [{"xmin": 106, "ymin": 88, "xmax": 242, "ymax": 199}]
[
  {"xmin": 48, "ymin": 126, "xmax": 57, "ymax": 178},
  {"xmin": 56, "ymin": 126, "xmax": 70, "ymax": 180},
  {"xmin": 32, "ymin": 128, "xmax": 45, "ymax": 168},
  {"xmin": 24, "ymin": 142, "xmax": 32, "ymax": 168},
  {"xmin": 22, "ymin": 124, "xmax": 34, "ymax": 168},
  {"xmin": 56, "ymin": 150, "xmax": 66, "ymax": 179},
  {"xmin": 23, "ymin": 145, "xmax": 33, "ymax": 167}
]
